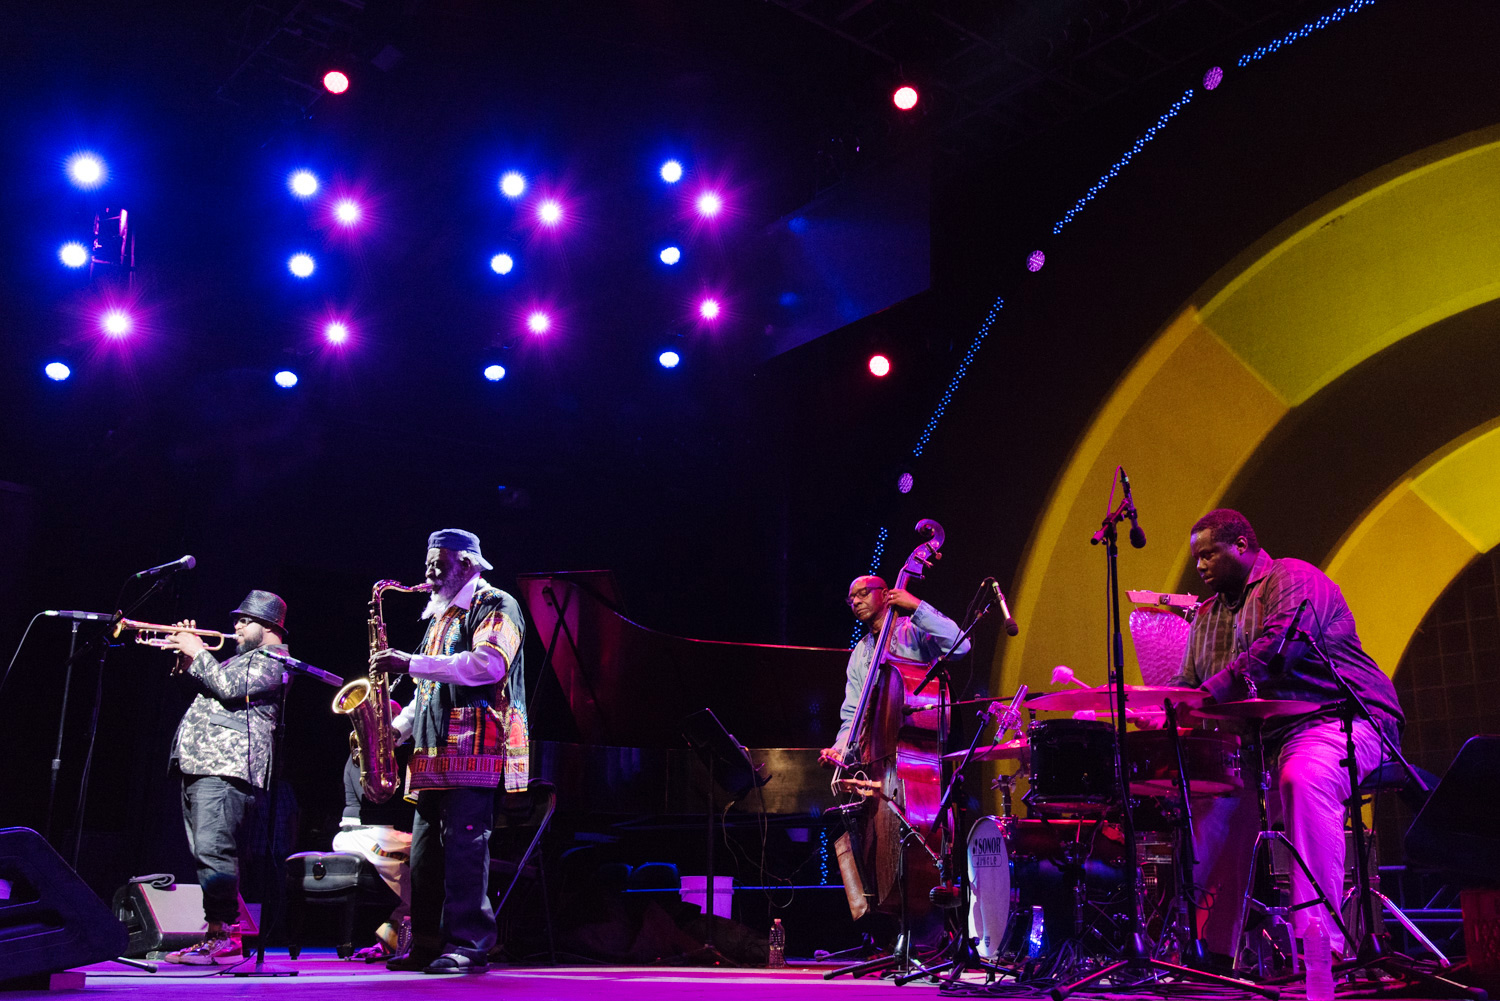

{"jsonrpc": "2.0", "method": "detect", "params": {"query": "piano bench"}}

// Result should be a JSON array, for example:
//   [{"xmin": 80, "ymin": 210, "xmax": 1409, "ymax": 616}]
[{"xmin": 283, "ymin": 851, "xmax": 397, "ymax": 960}]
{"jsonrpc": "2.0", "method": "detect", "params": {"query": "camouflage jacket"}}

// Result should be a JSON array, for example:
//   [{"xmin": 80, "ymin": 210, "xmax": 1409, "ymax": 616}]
[{"xmin": 170, "ymin": 645, "xmax": 288, "ymax": 789}]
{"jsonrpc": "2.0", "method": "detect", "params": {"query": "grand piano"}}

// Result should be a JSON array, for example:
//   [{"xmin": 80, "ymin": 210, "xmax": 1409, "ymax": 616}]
[{"xmin": 515, "ymin": 570, "xmax": 850, "ymax": 817}]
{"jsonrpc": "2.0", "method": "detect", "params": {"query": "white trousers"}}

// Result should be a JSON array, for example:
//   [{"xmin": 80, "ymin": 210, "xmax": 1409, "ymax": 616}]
[
  {"xmin": 332, "ymin": 824, "xmax": 412, "ymax": 924},
  {"xmin": 1190, "ymin": 718, "xmax": 1383, "ymax": 956}
]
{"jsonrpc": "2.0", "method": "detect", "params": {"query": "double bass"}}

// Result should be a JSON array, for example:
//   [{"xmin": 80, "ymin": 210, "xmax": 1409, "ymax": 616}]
[{"xmin": 831, "ymin": 519, "xmax": 952, "ymax": 921}]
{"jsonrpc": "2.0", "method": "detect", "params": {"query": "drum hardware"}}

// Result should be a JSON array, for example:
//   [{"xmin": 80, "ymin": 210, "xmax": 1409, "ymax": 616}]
[
  {"xmin": 1050, "ymin": 468, "xmax": 1274, "ymax": 1001},
  {"xmin": 945, "ymin": 736, "xmax": 1030, "ymax": 764},
  {"xmin": 1187, "ymin": 698, "xmax": 1349, "ymax": 979},
  {"xmin": 1028, "ymin": 684, "xmax": 1210, "ymax": 714}
]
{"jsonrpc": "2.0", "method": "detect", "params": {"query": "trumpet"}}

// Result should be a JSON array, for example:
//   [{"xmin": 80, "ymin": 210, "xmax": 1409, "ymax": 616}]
[{"xmin": 113, "ymin": 618, "xmax": 231, "ymax": 650}]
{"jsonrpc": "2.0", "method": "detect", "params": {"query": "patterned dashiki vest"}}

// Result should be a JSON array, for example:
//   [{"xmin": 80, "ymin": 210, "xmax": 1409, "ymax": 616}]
[{"xmin": 407, "ymin": 580, "xmax": 529, "ymax": 793}]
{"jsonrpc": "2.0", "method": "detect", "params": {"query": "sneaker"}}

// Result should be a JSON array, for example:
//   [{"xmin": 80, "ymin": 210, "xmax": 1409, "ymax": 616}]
[
  {"xmin": 165, "ymin": 928, "xmax": 243, "ymax": 965},
  {"xmin": 422, "ymin": 952, "xmax": 488, "ymax": 974}
]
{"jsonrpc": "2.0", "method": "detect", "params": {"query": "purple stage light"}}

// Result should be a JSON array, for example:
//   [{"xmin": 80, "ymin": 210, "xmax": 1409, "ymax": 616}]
[
  {"xmin": 660, "ymin": 160, "xmax": 684, "ymax": 183},
  {"xmin": 288, "ymin": 253, "xmax": 316, "ymax": 278},
  {"xmin": 490, "ymin": 253, "xmax": 515, "ymax": 275},
  {"xmin": 101, "ymin": 310, "xmax": 131, "ymax": 337},
  {"xmin": 289, "ymin": 170, "xmax": 319, "ymax": 198},
  {"xmin": 658, "ymin": 350, "xmax": 681, "ymax": 369},
  {"xmin": 274, "ymin": 370, "xmax": 298, "ymax": 388},
  {"xmin": 537, "ymin": 199, "xmax": 562, "ymax": 226},
  {"xmin": 868, "ymin": 354, "xmax": 891, "ymax": 377},
  {"xmin": 1027, "ymin": 250, "xmax": 1046, "ymax": 272},
  {"xmin": 1204, "ymin": 66, "xmax": 1224, "ymax": 90},
  {"xmin": 59, "ymin": 242, "xmax": 89, "ymax": 268},
  {"xmin": 324, "ymin": 321, "xmax": 350, "ymax": 344},
  {"xmin": 484, "ymin": 364, "xmax": 506, "ymax": 382},
  {"xmin": 893, "ymin": 86, "xmax": 919, "ymax": 110},
  {"xmin": 659, "ymin": 246, "xmax": 681, "ymax": 265},
  {"xmin": 67, "ymin": 153, "xmax": 105, "ymax": 189},
  {"xmin": 695, "ymin": 192, "xmax": 722, "ymax": 218},
  {"xmin": 527, "ymin": 311, "xmax": 551, "ymax": 334},
  {"xmin": 897, "ymin": 472, "xmax": 914, "ymax": 494},
  {"xmin": 500, "ymin": 172, "xmax": 526, "ymax": 198},
  {"xmin": 333, "ymin": 199, "xmax": 361, "ymax": 225},
  {"xmin": 323, "ymin": 70, "xmax": 349, "ymax": 94},
  {"xmin": 698, "ymin": 298, "xmax": 721, "ymax": 321},
  {"xmin": 45, "ymin": 361, "xmax": 71, "ymax": 382}
]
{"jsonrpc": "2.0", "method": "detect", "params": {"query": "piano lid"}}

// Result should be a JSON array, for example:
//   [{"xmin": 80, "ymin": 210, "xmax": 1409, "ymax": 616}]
[{"xmin": 517, "ymin": 571, "xmax": 850, "ymax": 749}]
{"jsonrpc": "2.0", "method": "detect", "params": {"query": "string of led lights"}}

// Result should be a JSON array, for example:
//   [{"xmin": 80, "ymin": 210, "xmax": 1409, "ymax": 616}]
[
  {"xmin": 852, "ymin": 526, "xmax": 891, "ymax": 646},
  {"xmin": 859, "ymin": 0, "xmax": 1387, "ymax": 603}
]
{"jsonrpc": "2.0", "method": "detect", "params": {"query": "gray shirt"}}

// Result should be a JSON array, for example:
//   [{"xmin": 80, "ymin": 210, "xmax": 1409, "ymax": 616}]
[
  {"xmin": 835, "ymin": 601, "xmax": 971, "ymax": 748},
  {"xmin": 170, "ymin": 645, "xmax": 288, "ymax": 788}
]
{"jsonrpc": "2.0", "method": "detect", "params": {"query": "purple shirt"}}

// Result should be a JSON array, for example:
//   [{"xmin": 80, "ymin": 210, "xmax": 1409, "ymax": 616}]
[{"xmin": 1173, "ymin": 549, "xmax": 1404, "ymax": 745}]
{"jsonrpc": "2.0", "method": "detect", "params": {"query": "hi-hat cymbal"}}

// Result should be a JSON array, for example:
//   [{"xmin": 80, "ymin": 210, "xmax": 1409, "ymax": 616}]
[
  {"xmin": 1028, "ymin": 685, "xmax": 1210, "ymax": 713},
  {"xmin": 943, "ymin": 737, "xmax": 1029, "ymax": 763},
  {"xmin": 1189, "ymin": 698, "xmax": 1323, "ymax": 721}
]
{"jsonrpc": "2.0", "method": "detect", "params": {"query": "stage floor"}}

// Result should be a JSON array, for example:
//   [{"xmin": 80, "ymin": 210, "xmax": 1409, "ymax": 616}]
[{"xmin": 14, "ymin": 951, "xmax": 1484, "ymax": 1001}]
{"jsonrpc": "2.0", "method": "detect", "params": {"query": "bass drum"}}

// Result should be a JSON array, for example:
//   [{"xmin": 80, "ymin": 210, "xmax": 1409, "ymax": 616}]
[{"xmin": 967, "ymin": 816, "xmax": 1128, "ymax": 960}]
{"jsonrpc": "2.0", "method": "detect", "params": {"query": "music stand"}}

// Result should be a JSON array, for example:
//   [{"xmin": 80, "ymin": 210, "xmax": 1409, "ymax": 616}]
[{"xmin": 682, "ymin": 708, "xmax": 767, "ymax": 957}]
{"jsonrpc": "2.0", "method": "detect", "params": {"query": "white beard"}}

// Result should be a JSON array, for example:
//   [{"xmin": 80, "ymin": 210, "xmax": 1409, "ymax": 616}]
[{"xmin": 422, "ymin": 591, "xmax": 452, "ymax": 620}]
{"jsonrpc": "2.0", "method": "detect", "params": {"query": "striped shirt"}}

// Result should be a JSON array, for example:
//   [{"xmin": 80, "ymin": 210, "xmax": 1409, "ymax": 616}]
[{"xmin": 1173, "ymin": 549, "xmax": 1403, "ymax": 746}]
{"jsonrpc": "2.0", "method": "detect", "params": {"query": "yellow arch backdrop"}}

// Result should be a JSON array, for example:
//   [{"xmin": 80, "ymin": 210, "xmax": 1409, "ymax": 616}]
[{"xmin": 998, "ymin": 125, "xmax": 1500, "ymax": 700}]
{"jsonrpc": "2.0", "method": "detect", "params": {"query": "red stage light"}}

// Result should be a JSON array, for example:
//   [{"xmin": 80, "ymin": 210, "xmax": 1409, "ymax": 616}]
[
  {"xmin": 323, "ymin": 71, "xmax": 349, "ymax": 94},
  {"xmin": 868, "ymin": 354, "xmax": 891, "ymax": 377},
  {"xmin": 893, "ymin": 86, "xmax": 918, "ymax": 110}
]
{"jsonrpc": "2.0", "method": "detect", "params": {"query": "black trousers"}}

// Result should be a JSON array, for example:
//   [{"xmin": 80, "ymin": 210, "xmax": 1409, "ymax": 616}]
[
  {"xmin": 409, "ymin": 786, "xmax": 496, "ymax": 961},
  {"xmin": 181, "ymin": 774, "xmax": 259, "ymax": 926}
]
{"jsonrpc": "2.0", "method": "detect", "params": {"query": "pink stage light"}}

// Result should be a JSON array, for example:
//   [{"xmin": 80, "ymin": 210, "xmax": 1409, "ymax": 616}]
[
  {"xmin": 101, "ymin": 309, "xmax": 132, "ymax": 337},
  {"xmin": 893, "ymin": 86, "xmax": 919, "ymax": 110},
  {"xmin": 698, "ymin": 298, "xmax": 721, "ymax": 321},
  {"xmin": 868, "ymin": 354, "xmax": 891, "ymax": 377},
  {"xmin": 695, "ymin": 192, "xmax": 722, "ymax": 218},
  {"xmin": 527, "ymin": 311, "xmax": 551, "ymax": 334},
  {"xmin": 325, "ymin": 321, "xmax": 350, "ymax": 344},
  {"xmin": 323, "ymin": 70, "xmax": 350, "ymax": 94},
  {"xmin": 333, "ymin": 199, "xmax": 361, "ymax": 225},
  {"xmin": 537, "ymin": 200, "xmax": 562, "ymax": 226}
]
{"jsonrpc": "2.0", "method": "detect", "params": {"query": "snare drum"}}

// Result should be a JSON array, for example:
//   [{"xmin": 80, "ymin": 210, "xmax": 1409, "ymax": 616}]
[
  {"xmin": 1124, "ymin": 729, "xmax": 1242, "ymax": 797},
  {"xmin": 1025, "ymin": 720, "xmax": 1118, "ymax": 815},
  {"xmin": 966, "ymin": 815, "xmax": 1128, "ymax": 960}
]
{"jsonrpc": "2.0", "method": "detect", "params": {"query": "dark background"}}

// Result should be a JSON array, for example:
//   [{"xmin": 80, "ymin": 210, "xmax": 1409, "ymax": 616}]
[{"xmin": 3, "ymin": 0, "xmax": 1499, "ymax": 907}]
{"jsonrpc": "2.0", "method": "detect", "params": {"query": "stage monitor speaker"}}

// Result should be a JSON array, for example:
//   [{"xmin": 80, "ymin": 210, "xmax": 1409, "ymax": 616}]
[
  {"xmin": 1404, "ymin": 735, "xmax": 1500, "ymax": 882},
  {"xmin": 0, "ymin": 827, "xmax": 128, "ymax": 984},
  {"xmin": 111, "ymin": 879, "xmax": 258, "ymax": 957}
]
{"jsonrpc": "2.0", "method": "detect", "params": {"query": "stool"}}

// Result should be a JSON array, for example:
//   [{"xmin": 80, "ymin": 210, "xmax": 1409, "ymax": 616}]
[
  {"xmin": 1347, "ymin": 762, "xmax": 1448, "ymax": 964},
  {"xmin": 490, "ymin": 779, "xmax": 557, "ymax": 964},
  {"xmin": 284, "ymin": 851, "xmax": 397, "ymax": 959}
]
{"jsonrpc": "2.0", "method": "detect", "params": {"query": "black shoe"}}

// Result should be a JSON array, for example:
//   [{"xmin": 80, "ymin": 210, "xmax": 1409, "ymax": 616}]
[
  {"xmin": 423, "ymin": 953, "xmax": 488, "ymax": 974},
  {"xmin": 386, "ymin": 951, "xmax": 437, "ymax": 972}
]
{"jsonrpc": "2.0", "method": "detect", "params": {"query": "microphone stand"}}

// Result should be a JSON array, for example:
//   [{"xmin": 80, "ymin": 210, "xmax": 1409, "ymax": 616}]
[
  {"xmin": 1052, "ymin": 494, "xmax": 1275, "ymax": 1000},
  {"xmin": 1295, "ymin": 620, "xmax": 1479, "ymax": 999}
]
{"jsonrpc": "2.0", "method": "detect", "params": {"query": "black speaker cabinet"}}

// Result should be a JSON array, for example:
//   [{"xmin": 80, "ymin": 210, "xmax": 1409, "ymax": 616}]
[
  {"xmin": 0, "ymin": 827, "xmax": 128, "ymax": 984},
  {"xmin": 111, "ymin": 879, "xmax": 259, "ymax": 957},
  {"xmin": 1405, "ymin": 735, "xmax": 1500, "ymax": 882}
]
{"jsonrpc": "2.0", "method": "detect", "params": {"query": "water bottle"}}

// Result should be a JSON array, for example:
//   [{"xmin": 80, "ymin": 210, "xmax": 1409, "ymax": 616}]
[
  {"xmin": 768, "ymin": 918, "xmax": 786, "ymax": 968},
  {"xmin": 1304, "ymin": 916, "xmax": 1335, "ymax": 1001},
  {"xmin": 1026, "ymin": 905, "xmax": 1047, "ymax": 959}
]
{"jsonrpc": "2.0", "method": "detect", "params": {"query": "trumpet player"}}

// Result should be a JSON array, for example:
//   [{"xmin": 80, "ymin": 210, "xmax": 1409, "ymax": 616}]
[
  {"xmin": 369, "ymin": 530, "xmax": 527, "ymax": 975},
  {"xmin": 159, "ymin": 591, "xmax": 291, "ymax": 965}
]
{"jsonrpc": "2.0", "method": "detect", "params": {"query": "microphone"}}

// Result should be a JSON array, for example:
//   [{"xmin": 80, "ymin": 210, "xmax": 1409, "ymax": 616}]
[
  {"xmin": 1120, "ymin": 469, "xmax": 1146, "ymax": 549},
  {"xmin": 261, "ymin": 649, "xmax": 344, "ymax": 687},
  {"xmin": 134, "ymin": 555, "xmax": 196, "ymax": 579},
  {"xmin": 44, "ymin": 609, "xmax": 115, "ymax": 622},
  {"xmin": 1266, "ymin": 598, "xmax": 1311, "ymax": 676},
  {"xmin": 989, "ymin": 579, "xmax": 1020, "ymax": 636},
  {"xmin": 988, "ymin": 684, "xmax": 1029, "ymax": 738}
]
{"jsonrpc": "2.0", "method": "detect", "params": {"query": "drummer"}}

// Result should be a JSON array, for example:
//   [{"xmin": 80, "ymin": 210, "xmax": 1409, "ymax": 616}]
[{"xmin": 1160, "ymin": 508, "xmax": 1403, "ymax": 961}]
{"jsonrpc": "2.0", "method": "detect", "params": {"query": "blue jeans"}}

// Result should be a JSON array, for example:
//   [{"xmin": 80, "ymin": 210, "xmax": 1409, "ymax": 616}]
[
  {"xmin": 181, "ymin": 774, "xmax": 259, "ymax": 925},
  {"xmin": 409, "ymin": 787, "xmax": 496, "ymax": 960}
]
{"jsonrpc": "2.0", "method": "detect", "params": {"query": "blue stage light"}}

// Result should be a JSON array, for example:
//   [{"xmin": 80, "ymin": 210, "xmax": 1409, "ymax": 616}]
[
  {"xmin": 45, "ymin": 361, "xmax": 71, "ymax": 381},
  {"xmin": 288, "ymin": 253, "xmax": 316, "ymax": 278},
  {"xmin": 660, "ymin": 160, "xmax": 684, "ymax": 183},
  {"xmin": 490, "ymin": 253, "xmax": 515, "ymax": 275},
  {"xmin": 289, "ymin": 171, "xmax": 319, "ymax": 198},
  {"xmin": 484, "ymin": 364, "xmax": 506, "ymax": 382},
  {"xmin": 500, "ymin": 172, "xmax": 526, "ymax": 198},
  {"xmin": 659, "ymin": 246, "xmax": 681, "ymax": 265},
  {"xmin": 274, "ymin": 370, "xmax": 298, "ymax": 388},
  {"xmin": 658, "ymin": 350, "xmax": 680, "ymax": 369},
  {"xmin": 59, "ymin": 242, "xmax": 89, "ymax": 268},
  {"xmin": 67, "ymin": 153, "xmax": 105, "ymax": 189}
]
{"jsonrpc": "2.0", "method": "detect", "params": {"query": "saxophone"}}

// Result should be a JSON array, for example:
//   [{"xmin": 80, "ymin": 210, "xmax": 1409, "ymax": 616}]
[{"xmin": 332, "ymin": 579, "xmax": 432, "ymax": 804}]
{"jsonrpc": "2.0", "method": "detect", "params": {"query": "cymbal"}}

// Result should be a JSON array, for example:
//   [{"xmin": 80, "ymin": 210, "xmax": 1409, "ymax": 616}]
[
  {"xmin": 1028, "ymin": 685, "xmax": 1210, "ymax": 712},
  {"xmin": 943, "ymin": 737, "xmax": 1029, "ymax": 763},
  {"xmin": 1189, "ymin": 698, "xmax": 1323, "ymax": 721}
]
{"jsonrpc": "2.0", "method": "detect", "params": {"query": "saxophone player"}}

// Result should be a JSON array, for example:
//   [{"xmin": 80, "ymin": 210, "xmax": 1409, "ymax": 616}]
[
  {"xmin": 369, "ymin": 529, "xmax": 527, "ymax": 974},
  {"xmin": 159, "ymin": 591, "xmax": 291, "ymax": 965}
]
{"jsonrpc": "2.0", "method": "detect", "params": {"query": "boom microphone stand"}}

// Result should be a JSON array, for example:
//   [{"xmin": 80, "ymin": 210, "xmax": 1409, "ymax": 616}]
[{"xmin": 1051, "ymin": 471, "xmax": 1276, "ymax": 1001}]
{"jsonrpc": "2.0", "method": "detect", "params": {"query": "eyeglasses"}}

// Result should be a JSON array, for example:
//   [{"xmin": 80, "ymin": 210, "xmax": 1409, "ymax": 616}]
[{"xmin": 845, "ymin": 587, "xmax": 884, "ymax": 606}]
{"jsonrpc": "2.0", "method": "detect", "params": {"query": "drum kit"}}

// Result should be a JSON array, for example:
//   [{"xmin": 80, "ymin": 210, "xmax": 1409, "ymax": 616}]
[{"xmin": 948, "ymin": 680, "xmax": 1324, "ymax": 978}]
